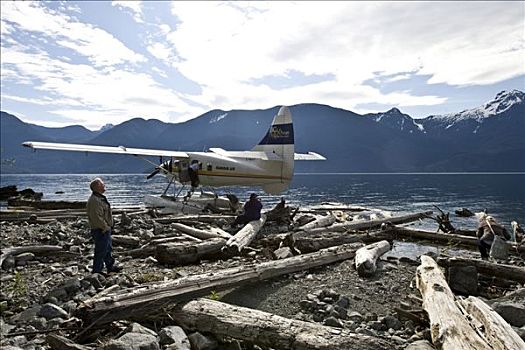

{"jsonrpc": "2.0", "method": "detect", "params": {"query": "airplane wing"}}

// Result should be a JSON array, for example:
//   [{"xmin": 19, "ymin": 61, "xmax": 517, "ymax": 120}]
[
  {"xmin": 294, "ymin": 152, "xmax": 326, "ymax": 160},
  {"xmin": 22, "ymin": 141, "xmax": 189, "ymax": 158}
]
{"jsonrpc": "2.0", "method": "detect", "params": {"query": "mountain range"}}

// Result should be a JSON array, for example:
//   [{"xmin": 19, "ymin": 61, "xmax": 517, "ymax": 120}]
[{"xmin": 1, "ymin": 90, "xmax": 523, "ymax": 174}]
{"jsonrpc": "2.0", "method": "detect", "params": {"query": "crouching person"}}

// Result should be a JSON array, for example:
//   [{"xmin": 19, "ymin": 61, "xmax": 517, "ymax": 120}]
[
  {"xmin": 87, "ymin": 178, "xmax": 122, "ymax": 275},
  {"xmin": 476, "ymin": 215, "xmax": 510, "ymax": 260},
  {"xmin": 231, "ymin": 193, "xmax": 263, "ymax": 227}
]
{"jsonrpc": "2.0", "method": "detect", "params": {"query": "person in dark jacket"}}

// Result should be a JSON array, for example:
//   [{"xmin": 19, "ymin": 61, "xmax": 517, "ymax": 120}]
[
  {"xmin": 231, "ymin": 193, "xmax": 263, "ymax": 227},
  {"xmin": 476, "ymin": 215, "xmax": 510, "ymax": 260},
  {"xmin": 86, "ymin": 178, "xmax": 122, "ymax": 274}
]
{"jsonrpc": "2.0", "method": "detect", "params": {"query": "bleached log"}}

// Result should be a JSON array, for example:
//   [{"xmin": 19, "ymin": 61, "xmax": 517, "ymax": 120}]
[
  {"xmin": 437, "ymin": 257, "xmax": 525, "ymax": 283},
  {"xmin": 1, "ymin": 245, "xmax": 63, "ymax": 268},
  {"xmin": 155, "ymin": 214, "xmax": 235, "ymax": 225},
  {"xmin": 76, "ymin": 243, "xmax": 362, "ymax": 325},
  {"xmin": 297, "ymin": 213, "xmax": 336, "ymax": 231},
  {"xmin": 111, "ymin": 235, "xmax": 140, "ymax": 247},
  {"xmin": 416, "ymin": 256, "xmax": 490, "ymax": 350},
  {"xmin": 170, "ymin": 298, "xmax": 391, "ymax": 350},
  {"xmin": 355, "ymin": 240, "xmax": 391, "ymax": 277},
  {"xmin": 156, "ymin": 237, "xmax": 226, "ymax": 265},
  {"xmin": 459, "ymin": 296, "xmax": 525, "ymax": 350},
  {"xmin": 171, "ymin": 222, "xmax": 231, "ymax": 240},
  {"xmin": 257, "ymin": 230, "xmax": 390, "ymax": 253},
  {"xmin": 297, "ymin": 211, "xmax": 433, "ymax": 235},
  {"xmin": 225, "ymin": 214, "xmax": 266, "ymax": 253},
  {"xmin": 389, "ymin": 227, "xmax": 525, "ymax": 253}
]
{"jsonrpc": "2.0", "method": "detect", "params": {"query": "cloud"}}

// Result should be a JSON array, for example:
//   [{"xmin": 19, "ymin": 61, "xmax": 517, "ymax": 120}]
[
  {"xmin": 163, "ymin": 2, "xmax": 523, "ymax": 111},
  {"xmin": 111, "ymin": 1, "xmax": 144, "ymax": 23},
  {"xmin": 1, "ymin": 2, "xmax": 145, "ymax": 66}
]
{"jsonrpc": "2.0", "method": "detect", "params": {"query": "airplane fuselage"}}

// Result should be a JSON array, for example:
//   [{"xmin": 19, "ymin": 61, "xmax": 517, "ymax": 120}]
[{"xmin": 171, "ymin": 151, "xmax": 290, "ymax": 187}]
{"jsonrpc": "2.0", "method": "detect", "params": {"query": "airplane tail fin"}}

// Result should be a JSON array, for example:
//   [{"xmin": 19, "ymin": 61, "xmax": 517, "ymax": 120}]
[{"xmin": 252, "ymin": 106, "xmax": 294, "ymax": 194}]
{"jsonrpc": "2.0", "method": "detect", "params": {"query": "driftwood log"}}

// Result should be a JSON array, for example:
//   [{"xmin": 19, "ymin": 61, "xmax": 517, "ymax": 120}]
[
  {"xmin": 388, "ymin": 227, "xmax": 525, "ymax": 254},
  {"xmin": 155, "ymin": 214, "xmax": 235, "ymax": 225},
  {"xmin": 416, "ymin": 256, "xmax": 491, "ymax": 350},
  {"xmin": 171, "ymin": 222, "xmax": 232, "ymax": 240},
  {"xmin": 297, "ymin": 211, "xmax": 433, "ymax": 235},
  {"xmin": 459, "ymin": 296, "xmax": 525, "ymax": 350},
  {"xmin": 76, "ymin": 243, "xmax": 362, "ymax": 325},
  {"xmin": 169, "ymin": 298, "xmax": 391, "ymax": 350},
  {"xmin": 0, "ymin": 245, "xmax": 63, "ymax": 268},
  {"xmin": 257, "ymin": 230, "xmax": 390, "ymax": 253},
  {"xmin": 156, "ymin": 237, "xmax": 226, "ymax": 265},
  {"xmin": 437, "ymin": 256, "xmax": 525, "ymax": 283},
  {"xmin": 224, "ymin": 214, "xmax": 266, "ymax": 253},
  {"xmin": 355, "ymin": 240, "xmax": 391, "ymax": 277},
  {"xmin": 111, "ymin": 235, "xmax": 141, "ymax": 248},
  {"xmin": 297, "ymin": 213, "xmax": 336, "ymax": 231}
]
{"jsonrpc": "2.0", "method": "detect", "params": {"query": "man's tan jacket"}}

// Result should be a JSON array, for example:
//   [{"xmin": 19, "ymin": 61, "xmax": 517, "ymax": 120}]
[{"xmin": 86, "ymin": 192, "xmax": 113, "ymax": 232}]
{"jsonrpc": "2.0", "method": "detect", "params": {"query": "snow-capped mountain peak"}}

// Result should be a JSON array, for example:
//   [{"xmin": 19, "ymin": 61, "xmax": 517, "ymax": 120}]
[
  {"xmin": 431, "ymin": 90, "xmax": 524, "ymax": 124},
  {"xmin": 371, "ymin": 107, "xmax": 425, "ymax": 132}
]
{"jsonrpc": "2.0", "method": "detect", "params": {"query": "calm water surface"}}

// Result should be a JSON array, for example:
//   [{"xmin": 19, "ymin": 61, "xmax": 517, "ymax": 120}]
[{"xmin": 1, "ymin": 173, "xmax": 523, "ymax": 230}]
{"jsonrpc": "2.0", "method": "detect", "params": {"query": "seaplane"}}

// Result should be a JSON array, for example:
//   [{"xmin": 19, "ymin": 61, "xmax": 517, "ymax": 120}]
[{"xmin": 22, "ymin": 106, "xmax": 325, "ymax": 213}]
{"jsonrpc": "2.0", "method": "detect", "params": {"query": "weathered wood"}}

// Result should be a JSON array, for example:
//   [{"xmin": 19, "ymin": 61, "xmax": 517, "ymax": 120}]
[
  {"xmin": 156, "ymin": 238, "xmax": 226, "ymax": 265},
  {"xmin": 297, "ymin": 213, "xmax": 336, "ymax": 231},
  {"xmin": 169, "ymin": 298, "xmax": 391, "ymax": 350},
  {"xmin": 355, "ymin": 240, "xmax": 391, "ymax": 277},
  {"xmin": 111, "ymin": 235, "xmax": 140, "ymax": 247},
  {"xmin": 76, "ymin": 243, "xmax": 362, "ymax": 325},
  {"xmin": 171, "ymin": 222, "xmax": 232, "ymax": 240},
  {"xmin": 389, "ymin": 227, "xmax": 525, "ymax": 253},
  {"xmin": 297, "ymin": 211, "xmax": 433, "ymax": 235},
  {"xmin": 7, "ymin": 199, "xmax": 87, "ymax": 210},
  {"xmin": 1, "ymin": 245, "xmax": 63, "ymax": 268},
  {"xmin": 225, "ymin": 215, "xmax": 266, "ymax": 253},
  {"xmin": 459, "ymin": 296, "xmax": 525, "ymax": 350},
  {"xmin": 257, "ymin": 230, "xmax": 390, "ymax": 253},
  {"xmin": 416, "ymin": 255, "xmax": 490, "ymax": 350},
  {"xmin": 155, "ymin": 214, "xmax": 235, "ymax": 224},
  {"xmin": 437, "ymin": 256, "xmax": 525, "ymax": 283}
]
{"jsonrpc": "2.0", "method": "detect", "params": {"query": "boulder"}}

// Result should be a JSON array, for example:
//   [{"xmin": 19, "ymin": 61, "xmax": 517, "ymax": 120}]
[
  {"xmin": 158, "ymin": 326, "xmax": 190, "ymax": 349},
  {"xmin": 492, "ymin": 302, "xmax": 525, "ymax": 327},
  {"xmin": 188, "ymin": 332, "xmax": 218, "ymax": 350}
]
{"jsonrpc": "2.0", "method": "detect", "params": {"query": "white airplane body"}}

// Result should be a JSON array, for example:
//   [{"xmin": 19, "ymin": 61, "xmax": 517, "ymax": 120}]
[{"xmin": 23, "ymin": 106, "xmax": 325, "ymax": 194}]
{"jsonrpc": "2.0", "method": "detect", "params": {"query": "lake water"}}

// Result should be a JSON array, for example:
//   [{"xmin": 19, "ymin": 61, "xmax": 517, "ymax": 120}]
[{"xmin": 1, "ymin": 173, "xmax": 524, "ymax": 231}]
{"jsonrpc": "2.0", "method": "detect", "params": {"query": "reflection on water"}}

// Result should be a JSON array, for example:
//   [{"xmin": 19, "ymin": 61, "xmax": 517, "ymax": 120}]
[{"xmin": 1, "ymin": 173, "xmax": 524, "ymax": 229}]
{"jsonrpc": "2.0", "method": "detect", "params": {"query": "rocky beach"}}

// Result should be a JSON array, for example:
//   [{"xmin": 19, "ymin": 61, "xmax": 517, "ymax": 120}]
[{"xmin": 1, "ymin": 188, "xmax": 524, "ymax": 350}]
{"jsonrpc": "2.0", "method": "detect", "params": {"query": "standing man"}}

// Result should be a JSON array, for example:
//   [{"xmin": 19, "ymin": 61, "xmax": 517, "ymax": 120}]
[{"xmin": 87, "ymin": 178, "xmax": 121, "ymax": 274}]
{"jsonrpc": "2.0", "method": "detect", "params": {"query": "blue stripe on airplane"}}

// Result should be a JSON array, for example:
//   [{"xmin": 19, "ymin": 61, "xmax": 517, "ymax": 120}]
[{"xmin": 257, "ymin": 123, "xmax": 294, "ymax": 145}]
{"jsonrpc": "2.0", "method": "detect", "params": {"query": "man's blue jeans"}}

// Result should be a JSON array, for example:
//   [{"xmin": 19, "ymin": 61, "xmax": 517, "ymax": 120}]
[{"xmin": 91, "ymin": 228, "xmax": 115, "ymax": 273}]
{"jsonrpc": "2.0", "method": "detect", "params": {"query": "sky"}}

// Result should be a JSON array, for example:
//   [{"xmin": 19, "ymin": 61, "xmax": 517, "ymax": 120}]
[{"xmin": 1, "ymin": 1, "xmax": 524, "ymax": 130}]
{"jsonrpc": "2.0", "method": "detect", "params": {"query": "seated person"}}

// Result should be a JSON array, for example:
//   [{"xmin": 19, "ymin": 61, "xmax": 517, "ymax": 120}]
[{"xmin": 231, "ymin": 193, "xmax": 263, "ymax": 227}]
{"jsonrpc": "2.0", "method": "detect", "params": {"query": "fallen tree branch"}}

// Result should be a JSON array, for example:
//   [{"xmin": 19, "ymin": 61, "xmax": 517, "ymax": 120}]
[{"xmin": 168, "ymin": 298, "xmax": 392, "ymax": 350}]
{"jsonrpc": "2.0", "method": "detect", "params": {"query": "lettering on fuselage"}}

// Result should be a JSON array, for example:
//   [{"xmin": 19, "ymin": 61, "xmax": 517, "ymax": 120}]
[{"xmin": 216, "ymin": 166, "xmax": 235, "ymax": 171}]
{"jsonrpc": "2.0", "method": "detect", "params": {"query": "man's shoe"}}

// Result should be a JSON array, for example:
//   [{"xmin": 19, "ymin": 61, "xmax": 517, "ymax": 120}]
[{"xmin": 108, "ymin": 265, "xmax": 123, "ymax": 273}]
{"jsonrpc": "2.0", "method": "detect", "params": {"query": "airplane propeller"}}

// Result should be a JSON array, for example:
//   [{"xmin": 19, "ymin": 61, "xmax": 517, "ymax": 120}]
[{"xmin": 146, "ymin": 159, "xmax": 174, "ymax": 180}]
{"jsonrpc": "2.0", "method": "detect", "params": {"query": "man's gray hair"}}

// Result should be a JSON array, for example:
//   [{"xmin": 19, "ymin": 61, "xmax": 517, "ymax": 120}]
[{"xmin": 90, "ymin": 177, "xmax": 103, "ymax": 191}]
